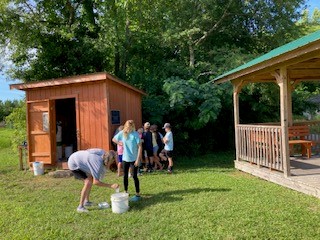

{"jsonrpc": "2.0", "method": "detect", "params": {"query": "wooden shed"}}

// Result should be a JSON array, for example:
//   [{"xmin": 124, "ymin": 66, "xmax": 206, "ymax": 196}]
[{"xmin": 10, "ymin": 72, "xmax": 145, "ymax": 168}]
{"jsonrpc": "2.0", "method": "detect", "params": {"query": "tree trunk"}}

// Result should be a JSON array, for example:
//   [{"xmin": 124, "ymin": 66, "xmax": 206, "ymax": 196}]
[
  {"xmin": 189, "ymin": 37, "xmax": 195, "ymax": 68},
  {"xmin": 114, "ymin": 46, "xmax": 120, "ymax": 77},
  {"xmin": 120, "ymin": 19, "xmax": 130, "ymax": 79},
  {"xmin": 112, "ymin": 0, "xmax": 120, "ymax": 76},
  {"xmin": 120, "ymin": 0, "xmax": 131, "ymax": 80}
]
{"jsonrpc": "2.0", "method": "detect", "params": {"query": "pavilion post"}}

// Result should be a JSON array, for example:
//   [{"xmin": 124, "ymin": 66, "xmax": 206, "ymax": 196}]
[
  {"xmin": 232, "ymin": 79, "xmax": 243, "ymax": 161},
  {"xmin": 275, "ymin": 68, "xmax": 291, "ymax": 177},
  {"xmin": 287, "ymin": 77, "xmax": 293, "ymax": 126}
]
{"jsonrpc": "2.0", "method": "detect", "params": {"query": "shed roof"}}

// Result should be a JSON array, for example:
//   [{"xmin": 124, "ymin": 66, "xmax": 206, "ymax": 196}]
[
  {"xmin": 10, "ymin": 72, "xmax": 146, "ymax": 95},
  {"xmin": 214, "ymin": 30, "xmax": 320, "ymax": 83}
]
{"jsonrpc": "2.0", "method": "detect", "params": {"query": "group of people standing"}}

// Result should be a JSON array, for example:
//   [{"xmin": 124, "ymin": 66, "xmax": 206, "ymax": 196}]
[
  {"xmin": 140, "ymin": 122, "xmax": 174, "ymax": 174},
  {"xmin": 114, "ymin": 121, "xmax": 174, "ymax": 175},
  {"xmin": 67, "ymin": 119, "xmax": 173, "ymax": 213}
]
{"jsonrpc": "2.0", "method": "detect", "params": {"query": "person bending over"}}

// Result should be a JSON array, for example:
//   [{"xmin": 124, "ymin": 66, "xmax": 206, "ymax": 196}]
[{"xmin": 68, "ymin": 148, "xmax": 119, "ymax": 213}]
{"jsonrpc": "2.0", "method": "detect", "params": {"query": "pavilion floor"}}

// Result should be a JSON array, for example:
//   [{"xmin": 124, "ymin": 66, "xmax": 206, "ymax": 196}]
[
  {"xmin": 290, "ymin": 156, "xmax": 320, "ymax": 188},
  {"xmin": 235, "ymin": 155, "xmax": 320, "ymax": 199}
]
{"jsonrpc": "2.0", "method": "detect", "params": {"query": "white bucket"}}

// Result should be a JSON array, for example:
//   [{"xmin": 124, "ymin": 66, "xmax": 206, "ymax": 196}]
[
  {"xmin": 111, "ymin": 193, "xmax": 129, "ymax": 214},
  {"xmin": 33, "ymin": 161, "xmax": 44, "ymax": 176},
  {"xmin": 65, "ymin": 146, "xmax": 73, "ymax": 159}
]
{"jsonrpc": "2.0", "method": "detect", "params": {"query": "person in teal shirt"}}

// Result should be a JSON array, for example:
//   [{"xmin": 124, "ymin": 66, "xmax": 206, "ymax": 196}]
[{"xmin": 113, "ymin": 120, "xmax": 142, "ymax": 201}]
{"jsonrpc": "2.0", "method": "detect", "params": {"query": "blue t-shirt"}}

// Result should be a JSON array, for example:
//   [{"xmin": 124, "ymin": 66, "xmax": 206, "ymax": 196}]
[
  {"xmin": 164, "ymin": 131, "xmax": 174, "ymax": 151},
  {"xmin": 114, "ymin": 130, "xmax": 141, "ymax": 162}
]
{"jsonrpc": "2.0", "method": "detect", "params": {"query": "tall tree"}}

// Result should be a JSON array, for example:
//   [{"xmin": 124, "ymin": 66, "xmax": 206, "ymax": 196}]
[{"xmin": 0, "ymin": 0, "xmax": 309, "ymax": 153}]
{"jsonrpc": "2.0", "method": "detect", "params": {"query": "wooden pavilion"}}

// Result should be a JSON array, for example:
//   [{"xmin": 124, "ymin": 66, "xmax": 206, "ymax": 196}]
[
  {"xmin": 214, "ymin": 30, "xmax": 320, "ymax": 198},
  {"xmin": 10, "ymin": 72, "xmax": 145, "ymax": 169}
]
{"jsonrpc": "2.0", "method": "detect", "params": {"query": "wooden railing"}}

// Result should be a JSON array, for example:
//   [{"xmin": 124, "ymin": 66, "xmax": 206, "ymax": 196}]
[{"xmin": 236, "ymin": 124, "xmax": 283, "ymax": 172}]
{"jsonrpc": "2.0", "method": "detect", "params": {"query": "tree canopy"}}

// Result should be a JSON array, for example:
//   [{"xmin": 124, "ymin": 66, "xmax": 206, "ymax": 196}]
[{"xmin": 2, "ymin": 0, "xmax": 318, "ymax": 154}]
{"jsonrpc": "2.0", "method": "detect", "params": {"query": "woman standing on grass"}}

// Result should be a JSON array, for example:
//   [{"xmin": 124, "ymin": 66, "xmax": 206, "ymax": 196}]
[
  {"xmin": 113, "ymin": 120, "xmax": 142, "ymax": 202},
  {"xmin": 68, "ymin": 148, "xmax": 119, "ymax": 213}
]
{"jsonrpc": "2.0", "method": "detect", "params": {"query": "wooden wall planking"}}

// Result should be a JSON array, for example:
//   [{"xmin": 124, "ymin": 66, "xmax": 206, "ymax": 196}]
[
  {"xmin": 108, "ymin": 80, "xmax": 142, "ymax": 135},
  {"xmin": 25, "ymin": 77, "xmax": 142, "ymax": 163},
  {"xmin": 89, "ymin": 84, "xmax": 97, "ymax": 147},
  {"xmin": 99, "ymin": 82, "xmax": 108, "ymax": 149},
  {"xmin": 108, "ymin": 81, "xmax": 126, "ymax": 134},
  {"xmin": 27, "ymin": 82, "xmax": 108, "ymax": 151}
]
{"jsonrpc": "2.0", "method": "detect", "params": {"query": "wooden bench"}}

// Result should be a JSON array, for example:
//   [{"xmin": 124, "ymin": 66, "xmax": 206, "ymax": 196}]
[{"xmin": 288, "ymin": 125, "xmax": 313, "ymax": 158}]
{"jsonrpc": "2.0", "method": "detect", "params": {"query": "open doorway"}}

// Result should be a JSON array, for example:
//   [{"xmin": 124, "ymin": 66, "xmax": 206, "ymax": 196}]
[{"xmin": 55, "ymin": 98, "xmax": 77, "ymax": 161}]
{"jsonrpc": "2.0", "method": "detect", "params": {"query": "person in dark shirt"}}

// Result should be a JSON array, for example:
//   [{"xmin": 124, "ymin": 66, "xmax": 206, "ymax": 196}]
[{"xmin": 142, "ymin": 122, "xmax": 153, "ymax": 172}]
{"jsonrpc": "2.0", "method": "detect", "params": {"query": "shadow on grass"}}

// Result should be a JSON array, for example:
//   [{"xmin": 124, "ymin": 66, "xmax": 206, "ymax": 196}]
[
  {"xmin": 130, "ymin": 187, "xmax": 231, "ymax": 211},
  {"xmin": 175, "ymin": 151, "xmax": 235, "ymax": 171}
]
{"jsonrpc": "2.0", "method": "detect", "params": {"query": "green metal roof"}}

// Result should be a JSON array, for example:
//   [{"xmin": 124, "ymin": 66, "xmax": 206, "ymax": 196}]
[{"xmin": 214, "ymin": 30, "xmax": 320, "ymax": 82}]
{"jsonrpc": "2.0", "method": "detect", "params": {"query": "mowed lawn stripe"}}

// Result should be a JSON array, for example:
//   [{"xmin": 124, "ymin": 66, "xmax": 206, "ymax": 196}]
[{"xmin": 1, "ymin": 128, "xmax": 320, "ymax": 239}]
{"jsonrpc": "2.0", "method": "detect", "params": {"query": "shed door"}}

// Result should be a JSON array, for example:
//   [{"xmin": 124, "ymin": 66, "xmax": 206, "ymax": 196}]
[{"xmin": 27, "ymin": 100, "xmax": 56, "ymax": 165}]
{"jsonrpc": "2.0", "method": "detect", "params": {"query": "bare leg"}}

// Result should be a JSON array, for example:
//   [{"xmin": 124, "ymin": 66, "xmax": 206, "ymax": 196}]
[
  {"xmin": 153, "ymin": 153, "xmax": 162, "ymax": 170},
  {"xmin": 168, "ymin": 157, "xmax": 173, "ymax": 170},
  {"xmin": 79, "ymin": 176, "xmax": 93, "ymax": 207},
  {"xmin": 159, "ymin": 152, "xmax": 167, "ymax": 161},
  {"xmin": 117, "ymin": 162, "xmax": 122, "ymax": 176}
]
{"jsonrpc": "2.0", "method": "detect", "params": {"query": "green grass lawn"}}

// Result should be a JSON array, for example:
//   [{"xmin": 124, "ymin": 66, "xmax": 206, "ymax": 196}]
[{"xmin": 1, "ymin": 127, "xmax": 320, "ymax": 239}]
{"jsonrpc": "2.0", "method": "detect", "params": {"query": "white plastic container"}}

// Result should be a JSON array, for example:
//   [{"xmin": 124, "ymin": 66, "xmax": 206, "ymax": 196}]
[
  {"xmin": 98, "ymin": 202, "xmax": 110, "ymax": 209},
  {"xmin": 33, "ymin": 161, "xmax": 44, "ymax": 176},
  {"xmin": 111, "ymin": 193, "xmax": 129, "ymax": 214},
  {"xmin": 65, "ymin": 146, "xmax": 73, "ymax": 159}
]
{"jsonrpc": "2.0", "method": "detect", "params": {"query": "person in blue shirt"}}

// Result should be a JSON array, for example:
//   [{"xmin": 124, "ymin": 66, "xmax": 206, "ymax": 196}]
[
  {"xmin": 113, "ymin": 120, "xmax": 142, "ymax": 202},
  {"xmin": 163, "ymin": 123, "xmax": 174, "ymax": 173}
]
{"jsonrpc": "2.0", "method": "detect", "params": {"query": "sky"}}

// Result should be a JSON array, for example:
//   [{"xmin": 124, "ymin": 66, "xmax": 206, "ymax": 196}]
[
  {"xmin": 0, "ymin": 74, "xmax": 25, "ymax": 101},
  {"xmin": 0, "ymin": 0, "xmax": 319, "ymax": 102}
]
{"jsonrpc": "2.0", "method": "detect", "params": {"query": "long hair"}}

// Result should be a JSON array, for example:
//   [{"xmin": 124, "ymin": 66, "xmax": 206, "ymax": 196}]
[
  {"xmin": 103, "ymin": 150, "xmax": 117, "ymax": 166},
  {"xmin": 123, "ymin": 120, "xmax": 136, "ymax": 139}
]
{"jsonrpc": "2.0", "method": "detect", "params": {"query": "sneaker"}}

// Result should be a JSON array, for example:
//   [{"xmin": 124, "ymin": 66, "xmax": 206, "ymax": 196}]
[
  {"xmin": 77, "ymin": 206, "xmax": 89, "ymax": 213},
  {"xmin": 84, "ymin": 201, "xmax": 94, "ymax": 207},
  {"xmin": 129, "ymin": 172, "xmax": 132, "ymax": 178},
  {"xmin": 168, "ymin": 169, "xmax": 172, "ymax": 174},
  {"xmin": 130, "ymin": 195, "xmax": 141, "ymax": 202}
]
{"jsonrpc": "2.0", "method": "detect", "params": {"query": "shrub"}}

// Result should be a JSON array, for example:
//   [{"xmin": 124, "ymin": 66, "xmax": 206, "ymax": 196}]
[{"xmin": 5, "ymin": 100, "xmax": 26, "ymax": 152}]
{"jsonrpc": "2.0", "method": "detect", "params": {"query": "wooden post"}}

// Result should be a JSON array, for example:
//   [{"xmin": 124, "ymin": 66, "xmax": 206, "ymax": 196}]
[
  {"xmin": 287, "ymin": 78, "xmax": 293, "ymax": 126},
  {"xmin": 232, "ymin": 79, "xmax": 243, "ymax": 161},
  {"xmin": 18, "ymin": 145, "xmax": 23, "ymax": 170},
  {"xmin": 274, "ymin": 68, "xmax": 291, "ymax": 177}
]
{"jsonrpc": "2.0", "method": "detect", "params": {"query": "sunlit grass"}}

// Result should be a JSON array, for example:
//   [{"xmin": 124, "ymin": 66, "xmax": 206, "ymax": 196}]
[{"xmin": 1, "ymin": 127, "xmax": 320, "ymax": 239}]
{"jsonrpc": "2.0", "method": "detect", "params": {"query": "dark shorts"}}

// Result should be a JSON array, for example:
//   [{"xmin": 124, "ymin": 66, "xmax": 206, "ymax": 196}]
[
  {"xmin": 118, "ymin": 155, "xmax": 123, "ymax": 163},
  {"xmin": 146, "ymin": 149, "xmax": 153, "ymax": 157},
  {"xmin": 164, "ymin": 150, "xmax": 173, "ymax": 158},
  {"xmin": 71, "ymin": 169, "xmax": 88, "ymax": 180}
]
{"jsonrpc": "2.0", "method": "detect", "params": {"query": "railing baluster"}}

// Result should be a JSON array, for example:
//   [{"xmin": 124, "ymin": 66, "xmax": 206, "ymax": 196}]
[{"xmin": 236, "ymin": 124, "xmax": 283, "ymax": 172}]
